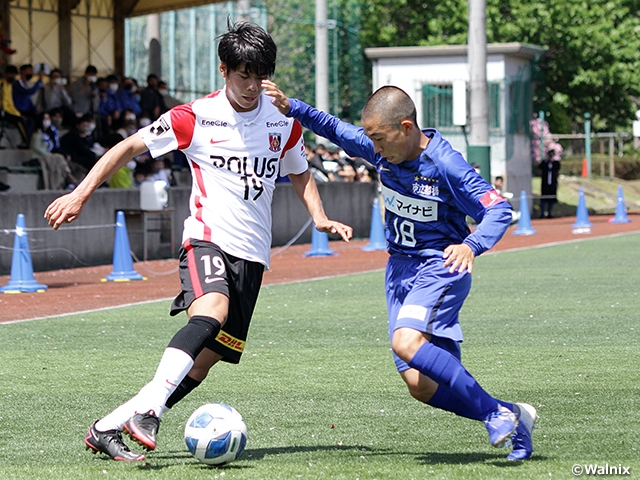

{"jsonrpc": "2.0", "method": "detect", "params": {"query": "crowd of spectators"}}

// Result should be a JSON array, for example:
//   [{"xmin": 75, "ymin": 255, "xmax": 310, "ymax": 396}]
[
  {"xmin": 0, "ymin": 62, "xmax": 377, "ymax": 192},
  {"xmin": 0, "ymin": 63, "xmax": 182, "ymax": 191},
  {"xmin": 303, "ymin": 142, "xmax": 377, "ymax": 184}
]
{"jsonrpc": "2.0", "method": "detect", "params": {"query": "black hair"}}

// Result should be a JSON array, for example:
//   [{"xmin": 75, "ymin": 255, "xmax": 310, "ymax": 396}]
[
  {"xmin": 362, "ymin": 86, "xmax": 418, "ymax": 128},
  {"xmin": 5, "ymin": 65, "xmax": 18, "ymax": 75},
  {"xmin": 106, "ymin": 74, "xmax": 119, "ymax": 83},
  {"xmin": 85, "ymin": 65, "xmax": 97, "ymax": 75},
  {"xmin": 19, "ymin": 64, "xmax": 33, "ymax": 72},
  {"xmin": 218, "ymin": 21, "xmax": 276, "ymax": 77}
]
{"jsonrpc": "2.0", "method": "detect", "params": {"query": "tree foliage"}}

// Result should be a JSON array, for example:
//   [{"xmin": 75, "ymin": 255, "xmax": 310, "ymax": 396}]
[{"xmin": 359, "ymin": 0, "xmax": 640, "ymax": 132}]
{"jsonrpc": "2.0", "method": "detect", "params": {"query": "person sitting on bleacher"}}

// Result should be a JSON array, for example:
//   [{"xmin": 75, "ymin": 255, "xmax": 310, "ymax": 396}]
[
  {"xmin": 60, "ymin": 113, "xmax": 102, "ymax": 186},
  {"xmin": 29, "ymin": 111, "xmax": 75, "ymax": 190},
  {"xmin": 12, "ymin": 64, "xmax": 45, "ymax": 144},
  {"xmin": 0, "ymin": 65, "xmax": 30, "ymax": 148}
]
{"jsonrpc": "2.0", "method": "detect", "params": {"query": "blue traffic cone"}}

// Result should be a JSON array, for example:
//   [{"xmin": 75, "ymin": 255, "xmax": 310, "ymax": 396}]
[
  {"xmin": 0, "ymin": 214, "xmax": 48, "ymax": 293},
  {"xmin": 303, "ymin": 225, "xmax": 336, "ymax": 257},
  {"xmin": 572, "ymin": 188, "xmax": 592, "ymax": 231},
  {"xmin": 513, "ymin": 190, "xmax": 536, "ymax": 236},
  {"xmin": 362, "ymin": 197, "xmax": 386, "ymax": 251},
  {"xmin": 102, "ymin": 211, "xmax": 145, "ymax": 281},
  {"xmin": 609, "ymin": 186, "xmax": 631, "ymax": 224}
]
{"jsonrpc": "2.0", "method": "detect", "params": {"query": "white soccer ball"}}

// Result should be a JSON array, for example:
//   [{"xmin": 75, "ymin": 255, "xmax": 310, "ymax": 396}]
[{"xmin": 184, "ymin": 402, "xmax": 247, "ymax": 465}]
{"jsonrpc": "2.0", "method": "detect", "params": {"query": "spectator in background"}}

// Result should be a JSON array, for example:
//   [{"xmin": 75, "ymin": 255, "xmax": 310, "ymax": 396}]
[
  {"xmin": 158, "ymin": 81, "xmax": 182, "ymax": 109},
  {"xmin": 13, "ymin": 63, "xmax": 45, "ymax": 142},
  {"xmin": 60, "ymin": 113, "xmax": 101, "ymax": 184},
  {"xmin": 117, "ymin": 118, "xmax": 139, "ymax": 139},
  {"xmin": 101, "ymin": 133, "xmax": 133, "ymax": 189},
  {"xmin": 139, "ymin": 74, "xmax": 166, "ymax": 120},
  {"xmin": 39, "ymin": 68, "xmax": 73, "ymax": 117},
  {"xmin": 0, "ymin": 64, "xmax": 30, "ymax": 148},
  {"xmin": 96, "ymin": 76, "xmax": 122, "ymax": 137},
  {"xmin": 49, "ymin": 107, "xmax": 66, "ymax": 135},
  {"xmin": 68, "ymin": 65, "xmax": 99, "ymax": 117},
  {"xmin": 539, "ymin": 151, "xmax": 561, "ymax": 218},
  {"xmin": 29, "ymin": 111, "xmax": 74, "ymax": 190},
  {"xmin": 308, "ymin": 143, "xmax": 333, "ymax": 181},
  {"xmin": 117, "ymin": 78, "xmax": 141, "ymax": 117},
  {"xmin": 138, "ymin": 112, "xmax": 153, "ymax": 128}
]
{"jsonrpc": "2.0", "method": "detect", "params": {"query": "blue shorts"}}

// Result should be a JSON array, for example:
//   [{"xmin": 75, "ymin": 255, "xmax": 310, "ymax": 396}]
[{"xmin": 386, "ymin": 254, "xmax": 470, "ymax": 372}]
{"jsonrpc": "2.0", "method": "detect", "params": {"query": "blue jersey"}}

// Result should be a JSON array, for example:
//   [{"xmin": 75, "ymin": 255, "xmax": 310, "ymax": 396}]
[{"xmin": 287, "ymin": 99, "xmax": 512, "ymax": 257}]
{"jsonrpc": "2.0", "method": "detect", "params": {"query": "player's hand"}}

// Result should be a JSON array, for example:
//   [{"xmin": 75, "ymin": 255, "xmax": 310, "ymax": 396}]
[
  {"xmin": 44, "ymin": 193, "xmax": 85, "ymax": 230},
  {"xmin": 262, "ymin": 80, "xmax": 291, "ymax": 115},
  {"xmin": 443, "ymin": 243, "xmax": 474, "ymax": 274},
  {"xmin": 314, "ymin": 219, "xmax": 353, "ymax": 243}
]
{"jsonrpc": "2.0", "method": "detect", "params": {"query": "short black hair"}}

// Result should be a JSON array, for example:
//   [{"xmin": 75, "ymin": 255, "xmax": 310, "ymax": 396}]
[
  {"xmin": 5, "ymin": 65, "xmax": 18, "ymax": 75},
  {"xmin": 19, "ymin": 64, "xmax": 33, "ymax": 72},
  {"xmin": 218, "ymin": 21, "xmax": 276, "ymax": 77},
  {"xmin": 85, "ymin": 65, "xmax": 97, "ymax": 75},
  {"xmin": 362, "ymin": 86, "xmax": 417, "ymax": 129}
]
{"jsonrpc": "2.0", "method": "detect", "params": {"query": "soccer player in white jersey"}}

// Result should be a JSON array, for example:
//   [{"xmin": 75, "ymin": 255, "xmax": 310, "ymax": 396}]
[
  {"xmin": 45, "ymin": 22, "xmax": 352, "ymax": 462},
  {"xmin": 263, "ymin": 81, "xmax": 538, "ymax": 461}
]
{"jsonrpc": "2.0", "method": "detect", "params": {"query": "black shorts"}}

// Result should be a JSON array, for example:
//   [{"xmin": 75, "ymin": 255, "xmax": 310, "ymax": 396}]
[{"xmin": 170, "ymin": 239, "xmax": 264, "ymax": 364}]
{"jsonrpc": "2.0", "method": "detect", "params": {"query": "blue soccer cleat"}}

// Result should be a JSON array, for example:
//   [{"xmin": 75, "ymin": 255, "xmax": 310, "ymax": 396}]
[
  {"xmin": 507, "ymin": 403, "xmax": 539, "ymax": 461},
  {"xmin": 484, "ymin": 405, "xmax": 518, "ymax": 447}
]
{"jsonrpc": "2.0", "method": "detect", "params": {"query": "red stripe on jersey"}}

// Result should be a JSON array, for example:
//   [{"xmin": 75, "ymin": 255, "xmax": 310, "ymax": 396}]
[
  {"xmin": 280, "ymin": 120, "xmax": 303, "ymax": 159},
  {"xmin": 170, "ymin": 104, "xmax": 196, "ymax": 150},
  {"xmin": 185, "ymin": 240, "xmax": 204, "ymax": 298},
  {"xmin": 480, "ymin": 189, "xmax": 507, "ymax": 208},
  {"xmin": 190, "ymin": 161, "xmax": 212, "ymax": 242},
  {"xmin": 205, "ymin": 90, "xmax": 222, "ymax": 99}
]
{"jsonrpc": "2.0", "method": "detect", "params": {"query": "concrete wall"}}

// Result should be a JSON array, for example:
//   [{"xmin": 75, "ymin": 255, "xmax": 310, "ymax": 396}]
[{"xmin": 0, "ymin": 182, "xmax": 378, "ymax": 275}]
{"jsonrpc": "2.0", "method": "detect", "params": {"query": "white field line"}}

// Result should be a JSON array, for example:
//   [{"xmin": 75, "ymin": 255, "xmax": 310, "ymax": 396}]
[{"xmin": 3, "ymin": 230, "xmax": 639, "ymax": 325}]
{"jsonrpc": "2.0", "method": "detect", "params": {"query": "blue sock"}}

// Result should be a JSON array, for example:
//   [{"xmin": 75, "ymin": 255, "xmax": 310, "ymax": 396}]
[
  {"xmin": 428, "ymin": 385, "xmax": 515, "ymax": 421},
  {"xmin": 407, "ymin": 341, "xmax": 499, "ymax": 420}
]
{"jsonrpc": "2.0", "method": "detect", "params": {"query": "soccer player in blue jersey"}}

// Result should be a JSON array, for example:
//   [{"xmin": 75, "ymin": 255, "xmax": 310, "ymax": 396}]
[{"xmin": 263, "ymin": 81, "xmax": 538, "ymax": 461}]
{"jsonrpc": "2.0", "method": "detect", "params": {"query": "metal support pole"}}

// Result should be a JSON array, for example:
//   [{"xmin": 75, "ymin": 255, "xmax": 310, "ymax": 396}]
[
  {"xmin": 315, "ymin": 0, "xmax": 329, "ymax": 114},
  {"xmin": 539, "ymin": 110, "xmax": 545, "ymax": 162},
  {"xmin": 584, "ymin": 112, "xmax": 591, "ymax": 179},
  {"xmin": 609, "ymin": 136, "xmax": 615, "ymax": 179}
]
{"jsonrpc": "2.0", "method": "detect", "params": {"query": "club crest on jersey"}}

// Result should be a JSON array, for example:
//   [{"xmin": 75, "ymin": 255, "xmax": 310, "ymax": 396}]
[
  {"xmin": 149, "ymin": 117, "xmax": 170, "ymax": 137},
  {"xmin": 268, "ymin": 132, "xmax": 282, "ymax": 152}
]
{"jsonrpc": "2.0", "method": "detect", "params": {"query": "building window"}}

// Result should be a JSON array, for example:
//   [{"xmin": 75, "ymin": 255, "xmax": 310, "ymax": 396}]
[
  {"xmin": 489, "ymin": 82, "xmax": 501, "ymax": 129},
  {"xmin": 422, "ymin": 84, "xmax": 453, "ymax": 129}
]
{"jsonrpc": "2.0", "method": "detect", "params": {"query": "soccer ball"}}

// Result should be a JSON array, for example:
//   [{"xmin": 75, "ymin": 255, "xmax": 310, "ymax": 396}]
[{"xmin": 184, "ymin": 402, "xmax": 247, "ymax": 465}]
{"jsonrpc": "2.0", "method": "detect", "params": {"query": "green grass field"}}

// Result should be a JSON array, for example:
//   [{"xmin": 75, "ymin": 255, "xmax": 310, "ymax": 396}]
[{"xmin": 1, "ymin": 234, "xmax": 639, "ymax": 479}]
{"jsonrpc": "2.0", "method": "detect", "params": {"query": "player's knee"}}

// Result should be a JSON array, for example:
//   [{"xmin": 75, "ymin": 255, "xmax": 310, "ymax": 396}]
[
  {"xmin": 167, "ymin": 315, "xmax": 222, "ymax": 360},
  {"xmin": 392, "ymin": 327, "xmax": 426, "ymax": 362}
]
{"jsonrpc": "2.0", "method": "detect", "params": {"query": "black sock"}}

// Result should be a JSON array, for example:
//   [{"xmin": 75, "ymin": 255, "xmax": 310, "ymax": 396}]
[{"xmin": 166, "ymin": 375, "xmax": 202, "ymax": 409}]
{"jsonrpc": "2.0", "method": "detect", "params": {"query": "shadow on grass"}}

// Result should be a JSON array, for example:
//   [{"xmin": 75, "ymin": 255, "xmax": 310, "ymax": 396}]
[
  {"xmin": 140, "ymin": 444, "xmax": 379, "ymax": 470},
  {"xmin": 417, "ymin": 451, "xmax": 548, "ymax": 467},
  {"xmin": 140, "ymin": 445, "xmax": 547, "ymax": 470}
]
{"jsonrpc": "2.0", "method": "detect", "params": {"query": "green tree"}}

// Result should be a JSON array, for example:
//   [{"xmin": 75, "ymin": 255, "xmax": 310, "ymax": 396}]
[{"xmin": 359, "ymin": 0, "xmax": 640, "ymax": 132}]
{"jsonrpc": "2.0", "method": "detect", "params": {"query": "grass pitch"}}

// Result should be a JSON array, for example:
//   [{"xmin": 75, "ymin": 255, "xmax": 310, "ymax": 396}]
[{"xmin": 1, "ymin": 233, "xmax": 639, "ymax": 479}]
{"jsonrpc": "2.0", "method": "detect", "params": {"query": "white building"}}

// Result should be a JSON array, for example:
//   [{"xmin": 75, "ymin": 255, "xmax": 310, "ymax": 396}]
[{"xmin": 365, "ymin": 43, "xmax": 545, "ymax": 200}]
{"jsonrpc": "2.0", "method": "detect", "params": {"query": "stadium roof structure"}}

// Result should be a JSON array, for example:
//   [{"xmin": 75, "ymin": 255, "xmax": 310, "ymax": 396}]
[
  {"xmin": 1, "ymin": 0, "xmax": 229, "ymax": 76},
  {"xmin": 130, "ymin": 0, "xmax": 226, "ymax": 16}
]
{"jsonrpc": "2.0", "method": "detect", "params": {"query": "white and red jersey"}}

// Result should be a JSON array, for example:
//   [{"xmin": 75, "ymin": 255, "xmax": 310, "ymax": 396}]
[{"xmin": 139, "ymin": 88, "xmax": 308, "ymax": 267}]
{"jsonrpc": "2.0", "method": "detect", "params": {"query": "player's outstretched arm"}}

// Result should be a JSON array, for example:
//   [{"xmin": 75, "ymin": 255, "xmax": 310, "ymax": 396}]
[
  {"xmin": 289, "ymin": 170, "xmax": 353, "ymax": 242},
  {"xmin": 44, "ymin": 133, "xmax": 148, "ymax": 230}
]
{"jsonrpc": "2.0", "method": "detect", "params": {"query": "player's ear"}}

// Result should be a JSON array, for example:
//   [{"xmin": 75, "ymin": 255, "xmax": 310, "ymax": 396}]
[
  {"xmin": 219, "ymin": 63, "xmax": 227, "ymax": 78},
  {"xmin": 400, "ymin": 119, "xmax": 414, "ymax": 136}
]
